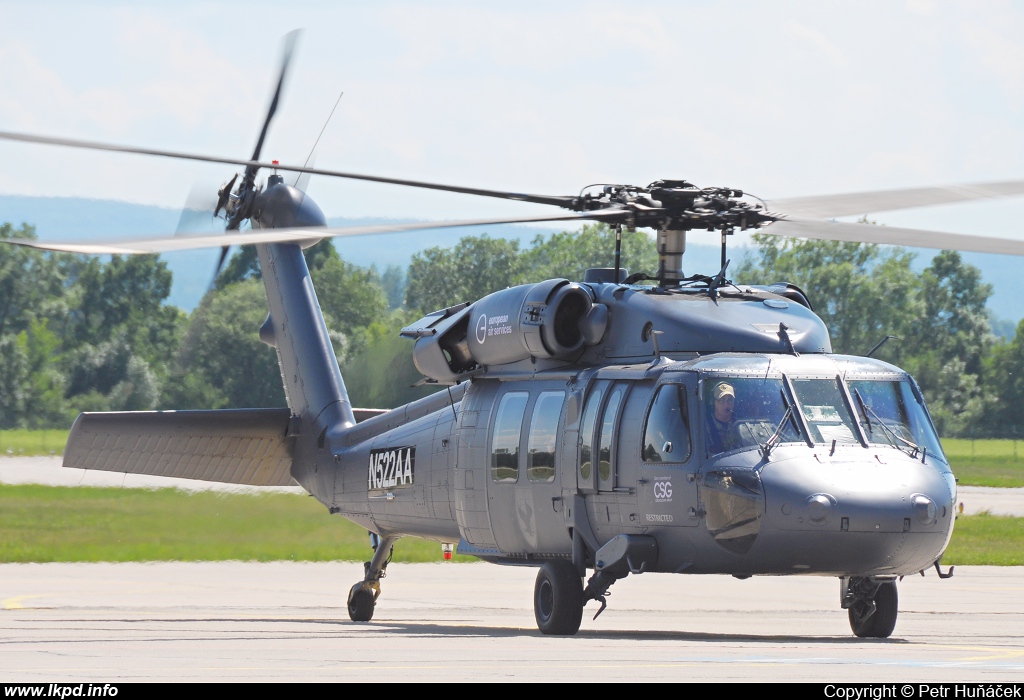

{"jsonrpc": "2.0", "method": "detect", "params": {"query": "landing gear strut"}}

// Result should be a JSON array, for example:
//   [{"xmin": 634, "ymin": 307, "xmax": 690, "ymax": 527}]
[
  {"xmin": 347, "ymin": 532, "xmax": 397, "ymax": 622},
  {"xmin": 534, "ymin": 560, "xmax": 584, "ymax": 635},
  {"xmin": 841, "ymin": 576, "xmax": 898, "ymax": 638}
]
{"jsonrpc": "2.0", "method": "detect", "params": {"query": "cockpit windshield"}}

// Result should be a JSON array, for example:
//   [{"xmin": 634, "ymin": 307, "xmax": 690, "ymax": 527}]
[
  {"xmin": 704, "ymin": 378, "xmax": 798, "ymax": 455},
  {"xmin": 702, "ymin": 371, "xmax": 946, "ymax": 463},
  {"xmin": 847, "ymin": 379, "xmax": 946, "ymax": 463},
  {"xmin": 790, "ymin": 378, "xmax": 860, "ymax": 446}
]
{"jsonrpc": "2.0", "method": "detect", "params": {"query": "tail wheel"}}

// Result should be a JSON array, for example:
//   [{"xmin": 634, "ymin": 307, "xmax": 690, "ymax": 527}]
[
  {"xmin": 849, "ymin": 580, "xmax": 898, "ymax": 638},
  {"xmin": 534, "ymin": 560, "xmax": 584, "ymax": 635}
]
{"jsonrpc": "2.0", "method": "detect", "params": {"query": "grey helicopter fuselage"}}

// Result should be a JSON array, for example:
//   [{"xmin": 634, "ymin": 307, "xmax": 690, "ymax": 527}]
[
  {"xmin": 322, "ymin": 354, "xmax": 954, "ymax": 579},
  {"xmin": 56, "ymin": 178, "xmax": 957, "ymax": 636},
  {"xmin": 247, "ymin": 210, "xmax": 956, "ymax": 582}
]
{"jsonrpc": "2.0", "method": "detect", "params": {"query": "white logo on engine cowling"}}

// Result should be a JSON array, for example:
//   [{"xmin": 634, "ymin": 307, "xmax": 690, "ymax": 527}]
[{"xmin": 476, "ymin": 314, "xmax": 487, "ymax": 344}]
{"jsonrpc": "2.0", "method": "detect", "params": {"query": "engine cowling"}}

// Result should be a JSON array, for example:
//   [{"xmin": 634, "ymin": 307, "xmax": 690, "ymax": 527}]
[
  {"xmin": 468, "ymin": 279, "xmax": 600, "ymax": 365},
  {"xmin": 407, "ymin": 279, "xmax": 609, "ymax": 383}
]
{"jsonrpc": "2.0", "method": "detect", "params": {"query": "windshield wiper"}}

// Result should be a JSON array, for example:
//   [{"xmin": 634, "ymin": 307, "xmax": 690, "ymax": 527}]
[
  {"xmin": 761, "ymin": 405, "xmax": 794, "ymax": 459},
  {"xmin": 761, "ymin": 389, "xmax": 799, "ymax": 458},
  {"xmin": 853, "ymin": 389, "xmax": 920, "ymax": 456}
]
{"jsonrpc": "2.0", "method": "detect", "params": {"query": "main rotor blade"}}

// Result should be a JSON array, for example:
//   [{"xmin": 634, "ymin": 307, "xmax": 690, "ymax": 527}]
[
  {"xmin": 0, "ymin": 208, "xmax": 627, "ymax": 255},
  {"xmin": 0, "ymin": 130, "xmax": 578, "ymax": 209},
  {"xmin": 250, "ymin": 29, "xmax": 301, "ymax": 164},
  {"xmin": 765, "ymin": 216, "xmax": 1024, "ymax": 256},
  {"xmin": 769, "ymin": 180, "xmax": 1024, "ymax": 219}
]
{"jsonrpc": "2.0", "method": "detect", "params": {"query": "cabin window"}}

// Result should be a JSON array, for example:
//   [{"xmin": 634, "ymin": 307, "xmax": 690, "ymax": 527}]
[
  {"xmin": 597, "ymin": 385, "xmax": 625, "ymax": 489},
  {"xmin": 579, "ymin": 383, "xmax": 607, "ymax": 482},
  {"xmin": 643, "ymin": 384, "xmax": 691, "ymax": 462},
  {"xmin": 527, "ymin": 391, "xmax": 564, "ymax": 483},
  {"xmin": 847, "ymin": 379, "xmax": 946, "ymax": 462},
  {"xmin": 492, "ymin": 392, "xmax": 528, "ymax": 483}
]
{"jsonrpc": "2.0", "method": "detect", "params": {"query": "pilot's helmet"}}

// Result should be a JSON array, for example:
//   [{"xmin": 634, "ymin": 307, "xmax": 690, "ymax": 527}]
[{"xmin": 712, "ymin": 382, "xmax": 735, "ymax": 401}]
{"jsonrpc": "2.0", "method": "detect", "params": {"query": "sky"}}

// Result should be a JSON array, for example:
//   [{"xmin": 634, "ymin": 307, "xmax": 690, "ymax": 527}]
[{"xmin": 3, "ymin": 1, "xmax": 1024, "ymax": 250}]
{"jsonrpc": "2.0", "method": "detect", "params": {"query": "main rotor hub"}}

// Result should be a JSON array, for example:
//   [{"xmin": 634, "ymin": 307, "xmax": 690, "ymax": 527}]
[
  {"xmin": 574, "ymin": 180, "xmax": 778, "ymax": 284},
  {"xmin": 574, "ymin": 180, "xmax": 777, "ymax": 232}
]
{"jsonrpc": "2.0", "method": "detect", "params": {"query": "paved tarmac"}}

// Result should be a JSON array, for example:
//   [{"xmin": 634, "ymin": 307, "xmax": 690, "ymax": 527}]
[
  {"xmin": 2, "ymin": 457, "xmax": 1023, "ymax": 682},
  {"xmin": 2, "ymin": 456, "xmax": 1023, "ymax": 515},
  {"xmin": 0, "ymin": 562, "xmax": 1022, "ymax": 682}
]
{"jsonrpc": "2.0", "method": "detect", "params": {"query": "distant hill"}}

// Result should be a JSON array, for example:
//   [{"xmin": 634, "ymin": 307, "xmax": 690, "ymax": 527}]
[{"xmin": 1, "ymin": 194, "xmax": 1021, "ymax": 331}]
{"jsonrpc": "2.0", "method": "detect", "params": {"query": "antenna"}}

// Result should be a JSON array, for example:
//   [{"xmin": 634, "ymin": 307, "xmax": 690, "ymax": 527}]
[{"xmin": 294, "ymin": 91, "xmax": 344, "ymax": 188}]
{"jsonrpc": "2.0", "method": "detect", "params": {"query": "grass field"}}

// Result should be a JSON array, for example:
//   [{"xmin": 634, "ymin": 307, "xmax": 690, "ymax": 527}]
[
  {"xmin": 0, "ymin": 483, "xmax": 1017, "ymax": 565},
  {"xmin": 942, "ymin": 512, "xmax": 1024, "ymax": 565},
  {"xmin": 0, "ymin": 484, "xmax": 474, "ymax": 563},
  {"xmin": 941, "ymin": 438, "xmax": 1024, "ymax": 487},
  {"xmin": 0, "ymin": 430, "xmax": 69, "ymax": 457}
]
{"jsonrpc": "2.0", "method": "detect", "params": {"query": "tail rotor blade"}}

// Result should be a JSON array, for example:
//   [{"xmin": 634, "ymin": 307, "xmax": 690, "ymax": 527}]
[
  {"xmin": 210, "ymin": 244, "xmax": 233, "ymax": 291},
  {"xmin": 176, "ymin": 182, "xmax": 221, "ymax": 235},
  {"xmin": 250, "ymin": 29, "xmax": 301, "ymax": 165}
]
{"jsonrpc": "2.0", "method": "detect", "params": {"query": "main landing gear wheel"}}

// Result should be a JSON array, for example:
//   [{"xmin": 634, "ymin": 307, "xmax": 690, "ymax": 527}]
[
  {"xmin": 848, "ymin": 579, "xmax": 898, "ymax": 638},
  {"xmin": 534, "ymin": 560, "xmax": 584, "ymax": 635}
]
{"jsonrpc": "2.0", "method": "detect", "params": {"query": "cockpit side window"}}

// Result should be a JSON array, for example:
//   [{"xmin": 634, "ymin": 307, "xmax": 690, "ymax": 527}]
[{"xmin": 643, "ymin": 384, "xmax": 691, "ymax": 463}]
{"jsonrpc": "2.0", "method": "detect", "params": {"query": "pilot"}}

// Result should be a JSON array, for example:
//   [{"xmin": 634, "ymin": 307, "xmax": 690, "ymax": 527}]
[{"xmin": 706, "ymin": 381, "xmax": 738, "ymax": 454}]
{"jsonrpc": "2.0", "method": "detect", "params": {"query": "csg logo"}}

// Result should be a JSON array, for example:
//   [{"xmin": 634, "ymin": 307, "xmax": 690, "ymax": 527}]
[{"xmin": 653, "ymin": 480, "xmax": 673, "ymax": 503}]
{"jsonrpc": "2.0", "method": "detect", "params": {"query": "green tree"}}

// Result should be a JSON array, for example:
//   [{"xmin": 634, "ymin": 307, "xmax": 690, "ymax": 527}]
[
  {"xmin": 515, "ymin": 223, "xmax": 658, "ymax": 284},
  {"xmin": 169, "ymin": 279, "xmax": 285, "ymax": 408},
  {"xmin": 898, "ymin": 252, "xmax": 994, "ymax": 435},
  {"xmin": 0, "ymin": 334, "xmax": 29, "ymax": 428},
  {"xmin": 0, "ymin": 223, "xmax": 70, "ymax": 338},
  {"xmin": 735, "ymin": 233, "xmax": 921, "ymax": 357},
  {"xmin": 18, "ymin": 319, "xmax": 68, "ymax": 427},
  {"xmin": 312, "ymin": 257, "xmax": 388, "ymax": 345},
  {"xmin": 57, "ymin": 255, "xmax": 184, "ymax": 414},
  {"xmin": 405, "ymin": 235, "xmax": 524, "ymax": 313},
  {"xmin": 341, "ymin": 312, "xmax": 443, "ymax": 409},
  {"xmin": 984, "ymin": 320, "xmax": 1024, "ymax": 436},
  {"xmin": 381, "ymin": 264, "xmax": 406, "ymax": 310},
  {"xmin": 736, "ymin": 236, "xmax": 995, "ymax": 436}
]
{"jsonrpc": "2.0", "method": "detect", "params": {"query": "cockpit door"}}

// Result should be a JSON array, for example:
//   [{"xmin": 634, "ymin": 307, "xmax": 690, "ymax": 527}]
[{"xmin": 637, "ymin": 374, "xmax": 701, "ymax": 527}]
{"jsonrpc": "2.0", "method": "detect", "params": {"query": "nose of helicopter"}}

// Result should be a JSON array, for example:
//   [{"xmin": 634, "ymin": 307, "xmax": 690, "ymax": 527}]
[{"xmin": 741, "ymin": 450, "xmax": 956, "ymax": 574}]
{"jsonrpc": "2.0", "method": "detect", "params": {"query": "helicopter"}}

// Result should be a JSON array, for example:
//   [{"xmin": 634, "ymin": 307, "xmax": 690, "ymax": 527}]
[{"xmin": 4, "ymin": 34, "xmax": 1024, "ymax": 639}]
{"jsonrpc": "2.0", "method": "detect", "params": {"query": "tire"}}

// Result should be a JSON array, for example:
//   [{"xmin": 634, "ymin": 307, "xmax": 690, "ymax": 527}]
[
  {"xmin": 849, "ymin": 580, "xmax": 898, "ymax": 638},
  {"xmin": 534, "ymin": 560, "xmax": 584, "ymax": 635},
  {"xmin": 348, "ymin": 586, "xmax": 376, "ymax": 622}
]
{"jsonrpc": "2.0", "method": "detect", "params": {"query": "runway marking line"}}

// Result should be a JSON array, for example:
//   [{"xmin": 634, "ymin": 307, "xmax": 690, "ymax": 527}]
[
  {"xmin": 2, "ymin": 595, "xmax": 47, "ymax": 610},
  {"xmin": 920, "ymin": 644, "xmax": 1024, "ymax": 662}
]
